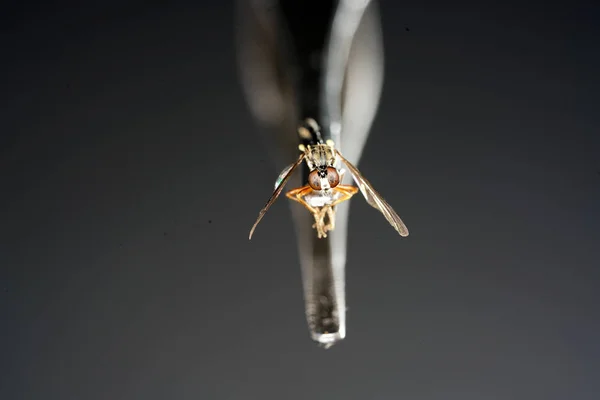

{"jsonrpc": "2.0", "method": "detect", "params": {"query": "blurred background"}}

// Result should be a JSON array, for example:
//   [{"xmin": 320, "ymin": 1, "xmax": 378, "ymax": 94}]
[{"xmin": 1, "ymin": 1, "xmax": 599, "ymax": 399}]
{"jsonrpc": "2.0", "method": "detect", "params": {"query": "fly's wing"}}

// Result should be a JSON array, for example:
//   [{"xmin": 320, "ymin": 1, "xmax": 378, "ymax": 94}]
[
  {"xmin": 249, "ymin": 152, "xmax": 306, "ymax": 239},
  {"xmin": 274, "ymin": 162, "xmax": 295, "ymax": 189},
  {"xmin": 336, "ymin": 150, "xmax": 409, "ymax": 237}
]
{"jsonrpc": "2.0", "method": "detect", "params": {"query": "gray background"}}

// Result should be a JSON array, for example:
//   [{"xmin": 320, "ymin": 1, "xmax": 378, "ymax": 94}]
[{"xmin": 1, "ymin": 1, "xmax": 599, "ymax": 399}]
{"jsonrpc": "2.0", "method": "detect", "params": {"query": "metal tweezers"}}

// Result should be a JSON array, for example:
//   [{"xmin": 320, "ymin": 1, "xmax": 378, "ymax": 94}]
[{"xmin": 236, "ymin": 0, "xmax": 385, "ymax": 348}]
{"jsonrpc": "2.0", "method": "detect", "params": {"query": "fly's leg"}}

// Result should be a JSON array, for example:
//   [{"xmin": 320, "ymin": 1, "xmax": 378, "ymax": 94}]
[
  {"xmin": 323, "ymin": 206, "xmax": 336, "ymax": 233},
  {"xmin": 312, "ymin": 207, "xmax": 330, "ymax": 238},
  {"xmin": 286, "ymin": 186, "xmax": 328, "ymax": 237},
  {"xmin": 286, "ymin": 186, "xmax": 318, "ymax": 213},
  {"xmin": 320, "ymin": 185, "xmax": 359, "ymax": 236},
  {"xmin": 286, "ymin": 185, "xmax": 358, "ymax": 238},
  {"xmin": 331, "ymin": 185, "xmax": 359, "ymax": 205},
  {"xmin": 314, "ymin": 185, "xmax": 359, "ymax": 237}
]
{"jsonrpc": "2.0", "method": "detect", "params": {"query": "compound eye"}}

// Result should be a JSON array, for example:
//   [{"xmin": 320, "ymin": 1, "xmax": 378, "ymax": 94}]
[
  {"xmin": 308, "ymin": 170, "xmax": 322, "ymax": 190},
  {"xmin": 326, "ymin": 167, "xmax": 340, "ymax": 188}
]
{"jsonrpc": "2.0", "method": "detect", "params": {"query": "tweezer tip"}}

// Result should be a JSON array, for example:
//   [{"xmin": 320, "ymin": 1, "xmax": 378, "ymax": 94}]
[{"xmin": 313, "ymin": 332, "xmax": 345, "ymax": 349}]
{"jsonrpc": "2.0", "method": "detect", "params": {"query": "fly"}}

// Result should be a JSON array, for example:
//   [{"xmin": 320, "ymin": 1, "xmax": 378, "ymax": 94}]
[{"xmin": 249, "ymin": 118, "xmax": 409, "ymax": 239}]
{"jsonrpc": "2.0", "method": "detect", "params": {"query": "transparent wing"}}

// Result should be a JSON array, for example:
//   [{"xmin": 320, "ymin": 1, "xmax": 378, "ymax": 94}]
[
  {"xmin": 274, "ymin": 162, "xmax": 295, "ymax": 189},
  {"xmin": 336, "ymin": 150, "xmax": 409, "ymax": 237},
  {"xmin": 249, "ymin": 152, "xmax": 306, "ymax": 239}
]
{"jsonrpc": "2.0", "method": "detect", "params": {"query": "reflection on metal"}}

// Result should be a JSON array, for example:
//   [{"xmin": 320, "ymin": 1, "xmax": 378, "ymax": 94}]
[{"xmin": 236, "ymin": 0, "xmax": 384, "ymax": 347}]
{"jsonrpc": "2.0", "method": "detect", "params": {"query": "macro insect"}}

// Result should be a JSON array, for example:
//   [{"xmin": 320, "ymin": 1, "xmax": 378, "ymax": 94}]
[{"xmin": 249, "ymin": 118, "xmax": 409, "ymax": 240}]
